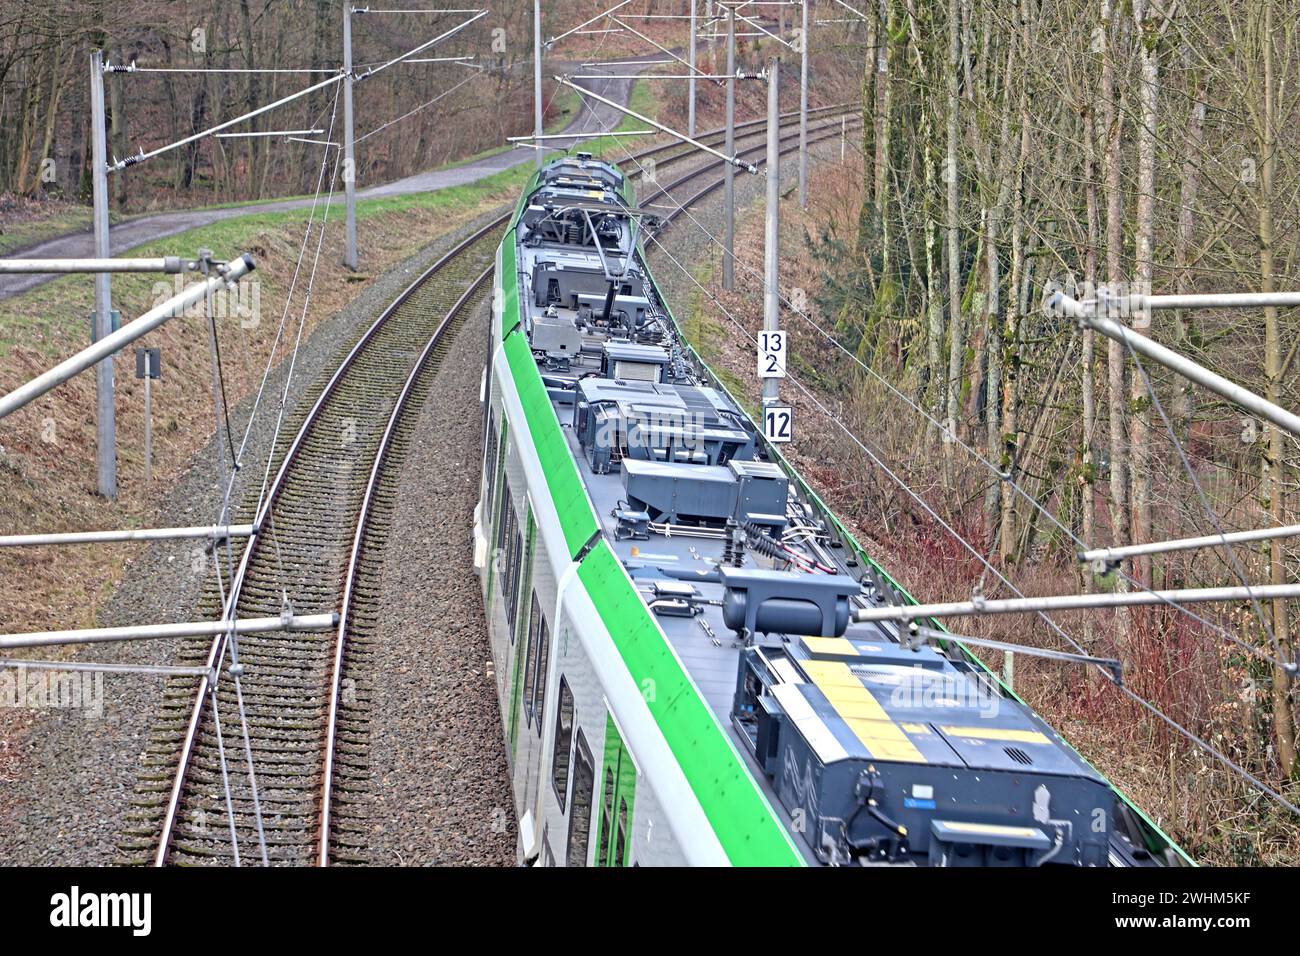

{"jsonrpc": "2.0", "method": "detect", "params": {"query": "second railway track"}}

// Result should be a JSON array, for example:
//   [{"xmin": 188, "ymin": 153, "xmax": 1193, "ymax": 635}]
[{"xmin": 120, "ymin": 105, "xmax": 858, "ymax": 866}]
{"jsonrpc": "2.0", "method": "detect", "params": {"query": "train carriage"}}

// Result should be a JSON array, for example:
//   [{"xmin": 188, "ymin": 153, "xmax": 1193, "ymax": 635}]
[{"xmin": 473, "ymin": 153, "xmax": 1188, "ymax": 868}]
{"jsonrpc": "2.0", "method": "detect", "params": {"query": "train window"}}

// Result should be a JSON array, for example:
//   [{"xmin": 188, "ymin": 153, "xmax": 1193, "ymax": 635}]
[
  {"xmin": 503, "ymin": 506, "xmax": 523, "ymax": 642},
  {"xmin": 488, "ymin": 421, "xmax": 508, "ymax": 545},
  {"xmin": 509, "ymin": 510, "xmax": 535, "ymax": 644},
  {"xmin": 567, "ymin": 731, "xmax": 595, "ymax": 867},
  {"xmin": 597, "ymin": 765, "xmax": 615, "ymax": 865},
  {"xmin": 524, "ymin": 594, "xmax": 551, "ymax": 728},
  {"xmin": 615, "ymin": 798, "xmax": 628, "ymax": 867},
  {"xmin": 484, "ymin": 416, "xmax": 499, "ymax": 511},
  {"xmin": 495, "ymin": 479, "xmax": 514, "ymax": 592},
  {"xmin": 551, "ymin": 677, "xmax": 574, "ymax": 813},
  {"xmin": 533, "ymin": 615, "xmax": 549, "ymax": 736},
  {"xmin": 523, "ymin": 593, "xmax": 542, "ymax": 726}
]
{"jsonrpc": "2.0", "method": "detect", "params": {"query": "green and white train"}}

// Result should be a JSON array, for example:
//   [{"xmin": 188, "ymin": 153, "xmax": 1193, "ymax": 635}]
[{"xmin": 473, "ymin": 153, "xmax": 1189, "ymax": 867}]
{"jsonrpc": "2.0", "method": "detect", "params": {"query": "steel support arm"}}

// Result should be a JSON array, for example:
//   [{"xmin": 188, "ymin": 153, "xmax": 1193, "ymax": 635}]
[
  {"xmin": 0, "ymin": 254, "xmax": 254, "ymax": 420},
  {"xmin": 0, "ymin": 612, "xmax": 338, "ymax": 651},
  {"xmin": 0, "ymin": 524, "xmax": 256, "ymax": 548},
  {"xmin": 854, "ymin": 583, "xmax": 1300, "ymax": 642},
  {"xmin": 0, "ymin": 257, "xmax": 191, "ymax": 274},
  {"xmin": 1079, "ymin": 524, "xmax": 1300, "ymax": 567},
  {"xmin": 1048, "ymin": 290, "xmax": 1300, "ymax": 439}
]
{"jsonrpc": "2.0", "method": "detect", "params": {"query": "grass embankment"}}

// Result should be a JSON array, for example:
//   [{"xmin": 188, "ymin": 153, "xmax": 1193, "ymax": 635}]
[{"xmin": 0, "ymin": 176, "xmax": 517, "ymax": 635}]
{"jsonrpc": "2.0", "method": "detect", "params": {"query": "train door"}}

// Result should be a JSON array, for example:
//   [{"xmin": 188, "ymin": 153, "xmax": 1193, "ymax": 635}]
[
  {"xmin": 594, "ymin": 714, "xmax": 636, "ymax": 867},
  {"xmin": 484, "ymin": 419, "xmax": 508, "ymax": 603},
  {"xmin": 507, "ymin": 506, "xmax": 537, "ymax": 755}
]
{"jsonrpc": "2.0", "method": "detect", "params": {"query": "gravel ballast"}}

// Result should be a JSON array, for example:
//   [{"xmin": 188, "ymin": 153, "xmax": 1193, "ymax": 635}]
[{"xmin": 360, "ymin": 304, "xmax": 515, "ymax": 865}]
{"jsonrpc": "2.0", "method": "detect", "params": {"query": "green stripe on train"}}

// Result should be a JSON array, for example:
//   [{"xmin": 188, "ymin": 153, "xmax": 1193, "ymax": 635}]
[
  {"xmin": 499, "ymin": 228, "xmax": 521, "ymax": 337},
  {"xmin": 578, "ymin": 541, "xmax": 804, "ymax": 867},
  {"xmin": 501, "ymin": 329, "xmax": 600, "ymax": 557}
]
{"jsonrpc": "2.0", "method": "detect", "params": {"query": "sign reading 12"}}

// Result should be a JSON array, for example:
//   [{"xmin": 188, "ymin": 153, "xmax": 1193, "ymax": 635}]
[{"xmin": 763, "ymin": 405, "xmax": 793, "ymax": 444}]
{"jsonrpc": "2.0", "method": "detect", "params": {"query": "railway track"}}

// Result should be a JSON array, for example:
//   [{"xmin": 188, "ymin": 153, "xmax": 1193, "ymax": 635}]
[{"xmin": 119, "ymin": 103, "xmax": 859, "ymax": 866}]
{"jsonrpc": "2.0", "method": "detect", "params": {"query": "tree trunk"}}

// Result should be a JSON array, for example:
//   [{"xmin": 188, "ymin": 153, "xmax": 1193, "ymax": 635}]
[
  {"xmin": 1100, "ymin": 0, "xmax": 1128, "ymax": 557},
  {"xmin": 1171, "ymin": 62, "xmax": 1206, "ymax": 447},
  {"xmin": 1129, "ymin": 0, "xmax": 1158, "ymax": 588},
  {"xmin": 1081, "ymin": 100, "xmax": 1100, "ymax": 645},
  {"xmin": 1257, "ymin": 1, "xmax": 1297, "ymax": 777},
  {"xmin": 943, "ymin": 0, "xmax": 964, "ymax": 455}
]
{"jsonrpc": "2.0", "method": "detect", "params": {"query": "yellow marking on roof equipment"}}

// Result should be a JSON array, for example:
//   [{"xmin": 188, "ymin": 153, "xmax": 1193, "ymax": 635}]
[
  {"xmin": 800, "ymin": 660, "xmax": 926, "ymax": 764},
  {"xmin": 801, "ymin": 636, "xmax": 859, "ymax": 657},
  {"xmin": 939, "ymin": 726, "xmax": 1052, "ymax": 745}
]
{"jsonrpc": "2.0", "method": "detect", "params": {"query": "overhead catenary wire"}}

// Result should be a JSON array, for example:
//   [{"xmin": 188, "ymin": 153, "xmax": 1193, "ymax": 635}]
[
  {"xmin": 354, "ymin": 72, "xmax": 477, "ymax": 144},
  {"xmin": 1118, "ymin": 308, "xmax": 1287, "ymax": 661},
  {"xmin": 107, "ymin": 14, "xmax": 485, "ymax": 172},
  {"xmin": 354, "ymin": 7, "xmax": 484, "ymax": 12},
  {"xmin": 547, "ymin": 0, "xmax": 639, "ymax": 47},
  {"xmin": 215, "ymin": 128, "xmax": 326, "ymax": 139},
  {"xmin": 609, "ymin": 15, "xmax": 715, "ymax": 79},
  {"xmin": 192, "ymin": 85, "xmax": 345, "ymax": 869},
  {"xmin": 353, "ymin": 10, "xmax": 488, "ymax": 81},
  {"xmin": 732, "ymin": 8, "xmax": 798, "ymax": 50},
  {"xmin": 200, "ymin": 253, "xmax": 271, "ymax": 868}
]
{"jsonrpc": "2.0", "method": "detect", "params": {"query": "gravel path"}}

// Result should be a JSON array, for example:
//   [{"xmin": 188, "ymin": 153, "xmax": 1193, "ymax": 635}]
[
  {"xmin": 0, "ymin": 68, "xmax": 635, "ymax": 303},
  {"xmin": 360, "ymin": 305, "xmax": 515, "ymax": 866},
  {"xmin": 0, "ymin": 206, "xmax": 511, "ymax": 865}
]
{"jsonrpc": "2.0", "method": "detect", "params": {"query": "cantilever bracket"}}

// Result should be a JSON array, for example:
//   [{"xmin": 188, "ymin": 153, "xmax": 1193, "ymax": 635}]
[{"xmin": 911, "ymin": 625, "xmax": 1124, "ymax": 686}]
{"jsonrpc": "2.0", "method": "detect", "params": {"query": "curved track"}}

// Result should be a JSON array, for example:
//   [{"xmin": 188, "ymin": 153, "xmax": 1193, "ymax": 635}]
[{"xmin": 125, "ymin": 106, "xmax": 858, "ymax": 866}]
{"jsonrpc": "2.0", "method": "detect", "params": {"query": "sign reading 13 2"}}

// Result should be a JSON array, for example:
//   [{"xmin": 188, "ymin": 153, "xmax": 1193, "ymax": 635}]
[
  {"xmin": 758, "ymin": 331, "xmax": 787, "ymax": 379},
  {"xmin": 763, "ymin": 404, "xmax": 793, "ymax": 444}
]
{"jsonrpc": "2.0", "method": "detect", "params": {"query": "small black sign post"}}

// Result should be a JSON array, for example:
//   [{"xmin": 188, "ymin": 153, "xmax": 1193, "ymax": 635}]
[{"xmin": 136, "ymin": 347, "xmax": 162, "ymax": 482}]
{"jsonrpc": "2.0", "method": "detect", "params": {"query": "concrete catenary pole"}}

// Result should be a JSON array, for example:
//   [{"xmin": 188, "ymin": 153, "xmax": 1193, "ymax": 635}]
[
  {"xmin": 534, "ymin": 0, "xmax": 545, "ymax": 169},
  {"xmin": 799, "ymin": 0, "xmax": 809, "ymax": 208},
  {"xmin": 89, "ymin": 50, "xmax": 117, "ymax": 499},
  {"xmin": 342, "ymin": 4, "xmax": 359, "ymax": 270},
  {"xmin": 723, "ymin": 5, "xmax": 737, "ymax": 290},
  {"xmin": 763, "ymin": 56, "xmax": 781, "ymax": 406},
  {"xmin": 688, "ymin": 0, "xmax": 697, "ymax": 138}
]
